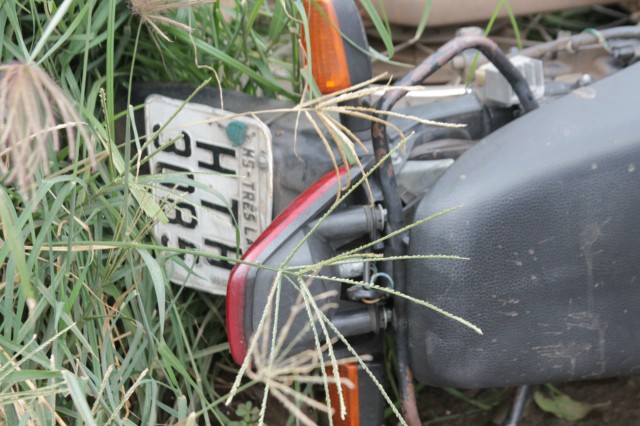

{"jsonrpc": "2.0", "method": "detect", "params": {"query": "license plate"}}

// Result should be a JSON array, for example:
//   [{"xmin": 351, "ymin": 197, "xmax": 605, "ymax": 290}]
[{"xmin": 145, "ymin": 95, "xmax": 273, "ymax": 295}]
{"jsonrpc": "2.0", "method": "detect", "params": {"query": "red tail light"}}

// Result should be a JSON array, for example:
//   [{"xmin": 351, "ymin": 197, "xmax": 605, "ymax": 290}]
[{"xmin": 226, "ymin": 166, "xmax": 351, "ymax": 364}]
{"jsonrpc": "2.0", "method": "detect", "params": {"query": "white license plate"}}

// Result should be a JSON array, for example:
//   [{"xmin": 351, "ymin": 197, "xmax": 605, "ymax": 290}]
[{"xmin": 145, "ymin": 95, "xmax": 273, "ymax": 295}]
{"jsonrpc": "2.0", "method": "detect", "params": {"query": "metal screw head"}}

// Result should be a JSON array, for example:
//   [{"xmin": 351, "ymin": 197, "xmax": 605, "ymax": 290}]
[
  {"xmin": 338, "ymin": 261, "xmax": 365, "ymax": 278},
  {"xmin": 391, "ymin": 151, "xmax": 402, "ymax": 165},
  {"xmin": 578, "ymin": 74, "xmax": 593, "ymax": 87},
  {"xmin": 257, "ymin": 153, "xmax": 268, "ymax": 169}
]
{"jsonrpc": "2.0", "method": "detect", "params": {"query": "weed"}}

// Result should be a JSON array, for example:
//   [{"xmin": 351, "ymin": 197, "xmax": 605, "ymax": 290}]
[{"xmin": 0, "ymin": 0, "xmax": 479, "ymax": 424}]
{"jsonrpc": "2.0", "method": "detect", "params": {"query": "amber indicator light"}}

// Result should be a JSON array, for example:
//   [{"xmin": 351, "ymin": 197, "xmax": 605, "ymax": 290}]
[
  {"xmin": 326, "ymin": 362, "xmax": 360, "ymax": 426},
  {"xmin": 303, "ymin": 0, "xmax": 352, "ymax": 94}
]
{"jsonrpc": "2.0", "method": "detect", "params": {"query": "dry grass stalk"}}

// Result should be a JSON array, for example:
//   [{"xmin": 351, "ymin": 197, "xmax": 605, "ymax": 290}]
[
  {"xmin": 129, "ymin": 0, "xmax": 217, "ymax": 41},
  {"xmin": 231, "ymin": 280, "xmax": 370, "ymax": 425},
  {"xmin": 0, "ymin": 61, "xmax": 96, "ymax": 196}
]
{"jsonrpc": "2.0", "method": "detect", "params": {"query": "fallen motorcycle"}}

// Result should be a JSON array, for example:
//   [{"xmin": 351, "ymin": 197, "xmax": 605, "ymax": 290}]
[{"xmin": 133, "ymin": 1, "xmax": 640, "ymax": 424}]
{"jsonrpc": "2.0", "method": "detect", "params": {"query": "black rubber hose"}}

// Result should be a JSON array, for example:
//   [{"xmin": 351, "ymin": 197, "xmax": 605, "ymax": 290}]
[
  {"xmin": 379, "ymin": 36, "xmax": 539, "ymax": 113},
  {"xmin": 502, "ymin": 385, "xmax": 531, "ymax": 426},
  {"xmin": 370, "ymin": 35, "xmax": 539, "ymax": 426},
  {"xmin": 518, "ymin": 26, "xmax": 640, "ymax": 58}
]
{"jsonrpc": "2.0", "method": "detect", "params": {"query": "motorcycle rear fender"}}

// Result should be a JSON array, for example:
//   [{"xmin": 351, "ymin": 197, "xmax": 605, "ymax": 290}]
[{"xmin": 406, "ymin": 62, "xmax": 640, "ymax": 388}]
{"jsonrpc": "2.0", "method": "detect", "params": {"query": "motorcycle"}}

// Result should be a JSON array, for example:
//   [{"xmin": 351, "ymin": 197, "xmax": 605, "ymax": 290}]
[{"xmin": 132, "ymin": 1, "xmax": 640, "ymax": 424}]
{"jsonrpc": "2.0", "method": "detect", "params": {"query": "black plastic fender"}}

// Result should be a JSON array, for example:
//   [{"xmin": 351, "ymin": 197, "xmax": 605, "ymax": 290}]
[{"xmin": 406, "ymin": 62, "xmax": 640, "ymax": 388}]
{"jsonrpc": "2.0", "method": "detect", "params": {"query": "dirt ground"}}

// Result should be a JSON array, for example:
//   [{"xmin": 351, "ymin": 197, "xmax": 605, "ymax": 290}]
[
  {"xmin": 220, "ymin": 370, "xmax": 640, "ymax": 424},
  {"xmin": 416, "ymin": 376, "xmax": 640, "ymax": 425}
]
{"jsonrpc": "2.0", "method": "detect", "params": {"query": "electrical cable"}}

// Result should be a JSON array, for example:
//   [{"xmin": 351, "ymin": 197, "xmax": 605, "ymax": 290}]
[
  {"xmin": 370, "ymin": 35, "xmax": 539, "ymax": 426},
  {"xmin": 502, "ymin": 385, "xmax": 531, "ymax": 426},
  {"xmin": 378, "ymin": 36, "xmax": 540, "ymax": 114},
  {"xmin": 518, "ymin": 26, "xmax": 640, "ymax": 58}
]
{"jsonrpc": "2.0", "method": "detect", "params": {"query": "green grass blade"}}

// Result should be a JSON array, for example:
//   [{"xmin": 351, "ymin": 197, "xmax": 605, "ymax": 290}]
[
  {"xmin": 137, "ymin": 248, "xmax": 166, "ymax": 332},
  {"xmin": 62, "ymin": 370, "xmax": 99, "ymax": 426},
  {"xmin": 358, "ymin": 0, "xmax": 394, "ymax": 57},
  {"xmin": 0, "ymin": 187, "xmax": 35, "ymax": 312},
  {"xmin": 29, "ymin": 0, "xmax": 75, "ymax": 61}
]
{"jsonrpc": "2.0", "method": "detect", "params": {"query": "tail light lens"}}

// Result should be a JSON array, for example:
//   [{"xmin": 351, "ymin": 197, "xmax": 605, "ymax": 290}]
[
  {"xmin": 303, "ymin": 0, "xmax": 351, "ymax": 94},
  {"xmin": 327, "ymin": 363, "xmax": 361, "ymax": 426},
  {"xmin": 226, "ymin": 167, "xmax": 352, "ymax": 364}
]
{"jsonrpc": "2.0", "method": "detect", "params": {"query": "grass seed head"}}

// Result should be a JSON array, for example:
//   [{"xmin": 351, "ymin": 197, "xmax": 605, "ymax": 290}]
[
  {"xmin": 0, "ymin": 61, "xmax": 96, "ymax": 197},
  {"xmin": 129, "ymin": 0, "xmax": 217, "ymax": 41}
]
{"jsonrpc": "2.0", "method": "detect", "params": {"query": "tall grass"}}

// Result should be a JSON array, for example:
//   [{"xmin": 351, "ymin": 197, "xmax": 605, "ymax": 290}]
[
  {"xmin": 0, "ymin": 1, "xmax": 286, "ymax": 424},
  {"xmin": 0, "ymin": 1, "xmax": 406, "ymax": 424},
  {"xmin": 0, "ymin": 0, "xmax": 515, "ymax": 424}
]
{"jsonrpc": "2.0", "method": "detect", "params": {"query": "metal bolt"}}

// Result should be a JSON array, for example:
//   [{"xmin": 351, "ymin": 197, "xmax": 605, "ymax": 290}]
[
  {"xmin": 257, "ymin": 153, "xmax": 268, "ymax": 169},
  {"xmin": 391, "ymin": 151, "xmax": 401, "ymax": 165},
  {"xmin": 578, "ymin": 74, "xmax": 593, "ymax": 87},
  {"xmin": 338, "ymin": 261, "xmax": 365, "ymax": 278}
]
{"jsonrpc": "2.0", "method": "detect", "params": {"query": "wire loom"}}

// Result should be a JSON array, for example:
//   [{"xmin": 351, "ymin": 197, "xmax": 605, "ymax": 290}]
[{"xmin": 370, "ymin": 35, "xmax": 539, "ymax": 426}]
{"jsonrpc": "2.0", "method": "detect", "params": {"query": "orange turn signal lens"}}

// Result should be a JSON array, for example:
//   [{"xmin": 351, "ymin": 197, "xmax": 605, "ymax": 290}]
[
  {"xmin": 303, "ymin": 0, "xmax": 352, "ymax": 94},
  {"xmin": 326, "ymin": 363, "xmax": 360, "ymax": 426}
]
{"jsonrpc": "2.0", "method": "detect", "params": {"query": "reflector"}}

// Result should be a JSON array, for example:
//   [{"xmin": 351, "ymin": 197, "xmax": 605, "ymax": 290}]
[
  {"xmin": 327, "ymin": 363, "xmax": 360, "ymax": 426},
  {"xmin": 302, "ymin": 0, "xmax": 351, "ymax": 94}
]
